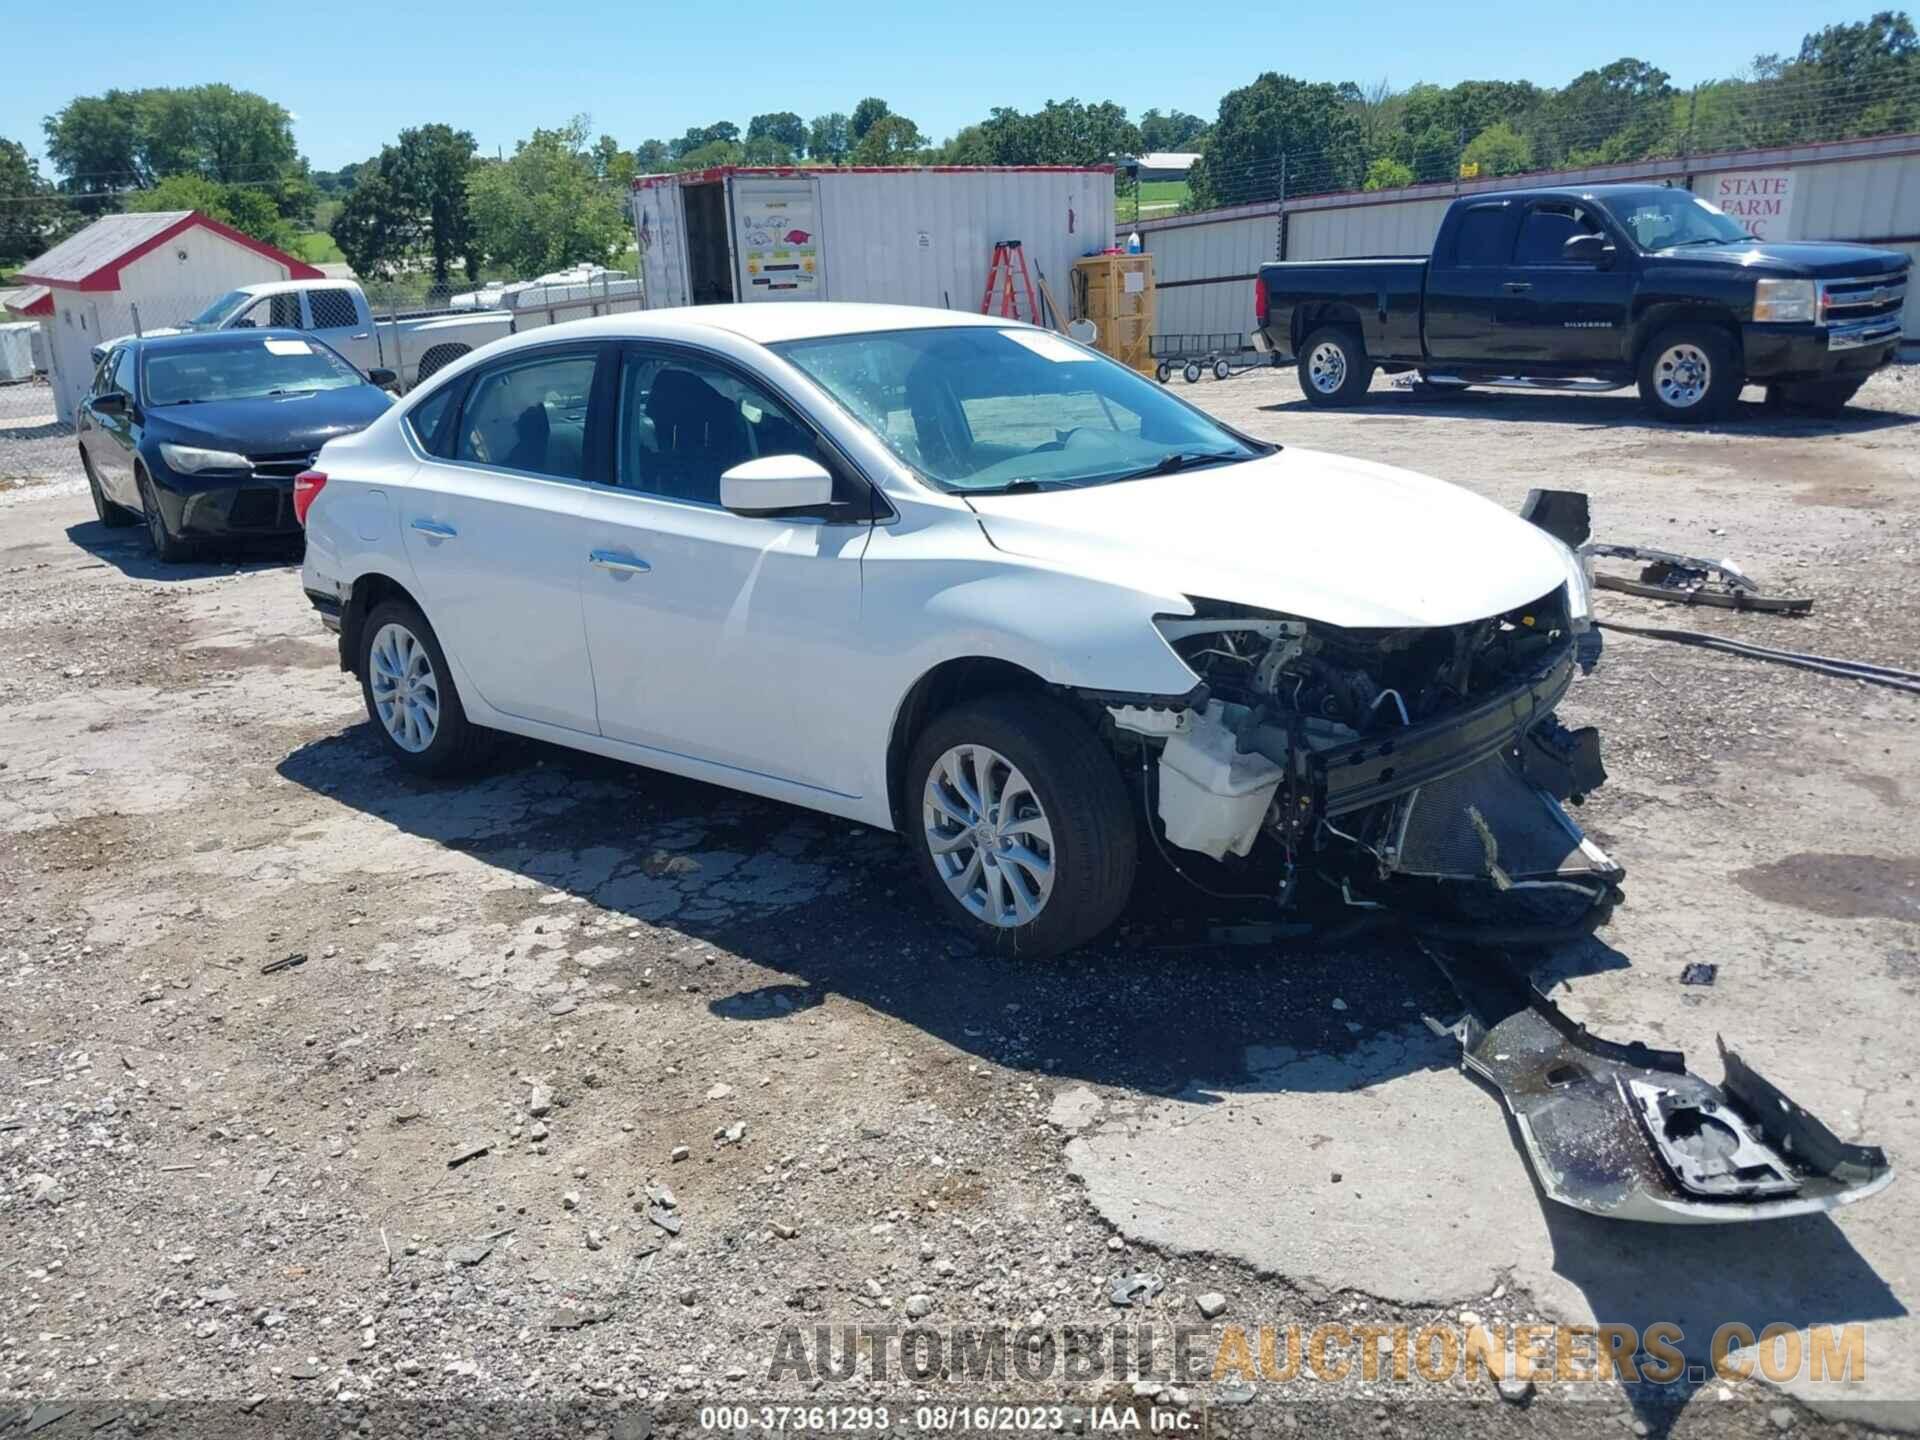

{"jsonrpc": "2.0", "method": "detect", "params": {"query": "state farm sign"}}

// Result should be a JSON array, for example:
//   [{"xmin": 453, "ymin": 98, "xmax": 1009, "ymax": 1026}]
[{"xmin": 1705, "ymin": 170, "xmax": 1796, "ymax": 240}]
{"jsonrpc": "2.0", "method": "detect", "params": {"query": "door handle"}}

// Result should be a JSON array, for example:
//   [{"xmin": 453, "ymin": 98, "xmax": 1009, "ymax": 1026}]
[
  {"xmin": 410, "ymin": 518, "xmax": 458, "ymax": 539},
  {"xmin": 351, "ymin": 332, "xmax": 371, "ymax": 340},
  {"xmin": 589, "ymin": 549, "xmax": 651, "ymax": 575},
  {"xmin": 1504, "ymin": 281, "xmax": 1533, "ymax": 292}
]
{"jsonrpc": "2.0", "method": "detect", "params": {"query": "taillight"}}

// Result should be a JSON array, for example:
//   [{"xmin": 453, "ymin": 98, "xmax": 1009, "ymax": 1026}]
[
  {"xmin": 293, "ymin": 470, "xmax": 327, "ymax": 526},
  {"xmin": 1253, "ymin": 275, "xmax": 1269, "ymax": 325}
]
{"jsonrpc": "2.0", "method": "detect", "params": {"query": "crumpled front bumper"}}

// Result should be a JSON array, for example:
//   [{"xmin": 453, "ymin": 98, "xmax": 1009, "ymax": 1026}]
[{"xmin": 1427, "ymin": 949, "xmax": 1895, "ymax": 1223}]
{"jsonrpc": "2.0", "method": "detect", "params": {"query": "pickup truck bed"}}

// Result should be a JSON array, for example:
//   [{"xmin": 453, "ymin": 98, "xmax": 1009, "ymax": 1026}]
[{"xmin": 1254, "ymin": 183, "xmax": 1908, "ymax": 422}]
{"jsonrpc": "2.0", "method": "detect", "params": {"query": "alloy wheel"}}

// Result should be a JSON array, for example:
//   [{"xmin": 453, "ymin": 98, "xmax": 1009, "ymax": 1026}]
[
  {"xmin": 369, "ymin": 622, "xmax": 441, "ymax": 753},
  {"xmin": 923, "ymin": 743, "xmax": 1056, "ymax": 928}
]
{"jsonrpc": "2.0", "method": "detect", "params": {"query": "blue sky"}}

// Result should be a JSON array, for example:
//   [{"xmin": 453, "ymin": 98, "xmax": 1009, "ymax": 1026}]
[{"xmin": 1, "ymin": 0, "xmax": 1874, "ymax": 173}]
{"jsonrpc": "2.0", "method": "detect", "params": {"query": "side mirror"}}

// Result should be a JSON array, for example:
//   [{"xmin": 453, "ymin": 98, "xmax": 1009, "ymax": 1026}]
[
  {"xmin": 1562, "ymin": 233, "xmax": 1616, "ymax": 267},
  {"xmin": 367, "ymin": 366, "xmax": 399, "ymax": 391},
  {"xmin": 720, "ymin": 454, "xmax": 835, "ymax": 515},
  {"xmin": 92, "ymin": 392, "xmax": 127, "ymax": 416}
]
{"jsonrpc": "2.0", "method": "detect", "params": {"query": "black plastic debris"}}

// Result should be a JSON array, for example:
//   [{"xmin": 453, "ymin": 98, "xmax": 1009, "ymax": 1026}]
[{"xmin": 1680, "ymin": 963, "xmax": 1717, "ymax": 987}]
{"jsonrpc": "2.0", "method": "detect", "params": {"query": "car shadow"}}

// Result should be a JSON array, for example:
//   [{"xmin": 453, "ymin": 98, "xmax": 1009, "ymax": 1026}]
[
  {"xmin": 65, "ymin": 518, "xmax": 300, "ymax": 581},
  {"xmin": 1260, "ymin": 386, "xmax": 1919, "ymax": 435},
  {"xmin": 276, "ymin": 725, "xmax": 1906, "ymax": 1423}
]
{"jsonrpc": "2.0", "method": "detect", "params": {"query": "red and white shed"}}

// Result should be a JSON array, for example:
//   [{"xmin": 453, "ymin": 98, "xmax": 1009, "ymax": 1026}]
[{"xmin": 16, "ymin": 210, "xmax": 323, "ymax": 424}]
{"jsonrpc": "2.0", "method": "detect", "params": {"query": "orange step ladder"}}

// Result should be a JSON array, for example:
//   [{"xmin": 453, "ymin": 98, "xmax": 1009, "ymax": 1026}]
[{"xmin": 981, "ymin": 239, "xmax": 1041, "ymax": 324}]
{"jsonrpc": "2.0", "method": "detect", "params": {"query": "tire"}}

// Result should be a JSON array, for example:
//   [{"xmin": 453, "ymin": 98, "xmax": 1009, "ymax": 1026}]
[
  {"xmin": 136, "ymin": 467, "xmax": 191, "ymax": 562},
  {"xmin": 1297, "ymin": 325, "xmax": 1375, "ymax": 406},
  {"xmin": 907, "ymin": 693, "xmax": 1136, "ymax": 958},
  {"xmin": 1182, "ymin": 362, "xmax": 1202, "ymax": 384},
  {"xmin": 1213, "ymin": 359, "xmax": 1232, "ymax": 381},
  {"xmin": 358, "ymin": 599, "xmax": 494, "ymax": 776},
  {"xmin": 1637, "ymin": 324, "xmax": 1739, "ymax": 422},
  {"xmin": 1155, "ymin": 361, "xmax": 1172, "ymax": 384},
  {"xmin": 81, "ymin": 448, "xmax": 135, "ymax": 527}
]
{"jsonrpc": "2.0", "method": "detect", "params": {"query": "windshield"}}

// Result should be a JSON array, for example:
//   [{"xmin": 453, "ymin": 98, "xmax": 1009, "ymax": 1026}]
[
  {"xmin": 771, "ymin": 327, "xmax": 1263, "ymax": 493},
  {"xmin": 142, "ymin": 336, "xmax": 367, "ymax": 406},
  {"xmin": 188, "ymin": 291, "xmax": 259, "ymax": 328},
  {"xmin": 1596, "ymin": 190, "xmax": 1751, "ymax": 250}
]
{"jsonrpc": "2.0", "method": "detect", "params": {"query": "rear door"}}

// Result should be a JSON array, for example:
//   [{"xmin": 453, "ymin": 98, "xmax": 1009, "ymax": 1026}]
[
  {"xmin": 1496, "ymin": 199, "xmax": 1637, "ymax": 372},
  {"xmin": 1419, "ymin": 200, "xmax": 1519, "ymax": 367},
  {"xmin": 398, "ymin": 343, "xmax": 609, "ymax": 734},
  {"xmin": 635, "ymin": 181, "xmax": 692, "ymax": 310},
  {"xmin": 729, "ymin": 175, "xmax": 825, "ymax": 302},
  {"xmin": 301, "ymin": 285, "xmax": 379, "ymax": 373}
]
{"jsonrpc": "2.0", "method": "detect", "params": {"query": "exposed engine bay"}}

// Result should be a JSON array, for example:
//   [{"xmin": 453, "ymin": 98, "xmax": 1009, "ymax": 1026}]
[
  {"xmin": 1110, "ymin": 574, "xmax": 1620, "ymax": 918},
  {"xmin": 1090, "ymin": 489, "xmax": 1892, "ymax": 1225}
]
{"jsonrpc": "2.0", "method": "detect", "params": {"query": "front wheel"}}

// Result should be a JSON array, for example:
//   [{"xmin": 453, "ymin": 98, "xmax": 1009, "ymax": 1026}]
[
  {"xmin": 358, "ymin": 599, "xmax": 494, "ymax": 775},
  {"xmin": 136, "ymin": 468, "xmax": 191, "ymax": 562},
  {"xmin": 907, "ymin": 694, "xmax": 1136, "ymax": 957},
  {"xmin": 1637, "ymin": 325, "xmax": 1739, "ymax": 422},
  {"xmin": 1297, "ymin": 326, "xmax": 1375, "ymax": 406}
]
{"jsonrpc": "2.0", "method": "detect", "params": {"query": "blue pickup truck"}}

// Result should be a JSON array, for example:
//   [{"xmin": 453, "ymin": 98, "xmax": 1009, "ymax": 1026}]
[{"xmin": 1253, "ymin": 183, "xmax": 1907, "ymax": 421}]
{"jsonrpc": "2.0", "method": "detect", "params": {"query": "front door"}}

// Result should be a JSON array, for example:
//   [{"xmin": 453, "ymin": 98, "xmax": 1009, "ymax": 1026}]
[
  {"xmin": 86, "ymin": 346, "xmax": 141, "ymax": 504},
  {"xmin": 400, "ymin": 344, "xmax": 607, "ymax": 734},
  {"xmin": 577, "ymin": 345, "xmax": 871, "ymax": 796},
  {"xmin": 1493, "ymin": 199, "xmax": 1638, "ymax": 372}
]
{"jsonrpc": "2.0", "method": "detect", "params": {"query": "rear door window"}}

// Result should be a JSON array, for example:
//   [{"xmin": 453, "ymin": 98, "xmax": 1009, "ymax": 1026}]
[
  {"xmin": 453, "ymin": 350, "xmax": 600, "ymax": 482},
  {"xmin": 1450, "ymin": 205, "xmax": 1515, "ymax": 267},
  {"xmin": 305, "ymin": 288, "xmax": 360, "ymax": 329}
]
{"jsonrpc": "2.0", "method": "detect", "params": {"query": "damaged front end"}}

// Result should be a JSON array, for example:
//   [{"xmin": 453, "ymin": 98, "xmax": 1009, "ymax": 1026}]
[{"xmin": 1111, "ymin": 571, "xmax": 1620, "ymax": 922}]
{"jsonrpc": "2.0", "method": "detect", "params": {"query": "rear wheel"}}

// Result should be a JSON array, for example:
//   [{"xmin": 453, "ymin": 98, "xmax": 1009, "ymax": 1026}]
[
  {"xmin": 136, "ymin": 467, "xmax": 191, "ymax": 562},
  {"xmin": 82, "ymin": 448, "xmax": 135, "ymax": 527},
  {"xmin": 1637, "ymin": 324, "xmax": 1738, "ymax": 422},
  {"xmin": 1297, "ymin": 325, "xmax": 1374, "ymax": 406},
  {"xmin": 907, "ymin": 694, "xmax": 1136, "ymax": 957},
  {"xmin": 358, "ymin": 599, "xmax": 493, "ymax": 775}
]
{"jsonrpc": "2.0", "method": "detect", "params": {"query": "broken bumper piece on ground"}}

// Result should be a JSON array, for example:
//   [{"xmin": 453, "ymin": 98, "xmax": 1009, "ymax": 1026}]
[{"xmin": 1427, "ymin": 950, "xmax": 1894, "ymax": 1223}]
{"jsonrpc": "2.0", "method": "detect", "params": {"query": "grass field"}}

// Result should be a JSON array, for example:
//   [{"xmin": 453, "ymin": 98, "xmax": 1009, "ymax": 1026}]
[
  {"xmin": 291, "ymin": 230, "xmax": 344, "ymax": 264},
  {"xmin": 1125, "ymin": 179, "xmax": 1189, "ymax": 219}
]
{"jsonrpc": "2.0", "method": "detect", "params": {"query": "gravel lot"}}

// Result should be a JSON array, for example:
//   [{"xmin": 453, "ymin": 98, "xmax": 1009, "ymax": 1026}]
[{"xmin": 2, "ymin": 363, "xmax": 1917, "ymax": 1440}]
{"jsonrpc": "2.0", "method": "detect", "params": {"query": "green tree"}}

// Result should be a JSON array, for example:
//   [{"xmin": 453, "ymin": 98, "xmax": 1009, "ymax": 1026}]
[
  {"xmin": 467, "ymin": 117, "xmax": 629, "ymax": 274},
  {"xmin": 127, "ymin": 173, "xmax": 294, "ymax": 249},
  {"xmin": 850, "ymin": 113, "xmax": 924, "ymax": 164},
  {"xmin": 1540, "ymin": 59, "xmax": 1674, "ymax": 165},
  {"xmin": 330, "ymin": 124, "xmax": 479, "ymax": 283},
  {"xmin": 1460, "ymin": 120, "xmax": 1533, "ymax": 177},
  {"xmin": 670, "ymin": 123, "xmax": 740, "ymax": 160},
  {"xmin": 806, "ymin": 113, "xmax": 851, "ymax": 163},
  {"xmin": 748, "ymin": 112, "xmax": 807, "ymax": 152},
  {"xmin": 1754, "ymin": 10, "xmax": 1920, "ymax": 140},
  {"xmin": 849, "ymin": 98, "xmax": 891, "ymax": 143},
  {"xmin": 1362, "ymin": 156, "xmax": 1414, "ymax": 191},
  {"xmin": 0, "ymin": 138, "xmax": 73, "ymax": 267},
  {"xmin": 677, "ymin": 139, "xmax": 744, "ymax": 170},
  {"xmin": 1186, "ymin": 72, "xmax": 1364, "ymax": 207},
  {"xmin": 957, "ymin": 99, "xmax": 1140, "ymax": 166},
  {"xmin": 1137, "ymin": 108, "xmax": 1209, "ymax": 151},
  {"xmin": 633, "ymin": 139, "xmax": 672, "ymax": 172}
]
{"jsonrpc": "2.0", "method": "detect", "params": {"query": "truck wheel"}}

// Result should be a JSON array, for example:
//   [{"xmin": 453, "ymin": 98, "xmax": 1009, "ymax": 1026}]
[
  {"xmin": 1297, "ymin": 326, "xmax": 1374, "ymax": 406},
  {"xmin": 1637, "ymin": 325, "xmax": 1738, "ymax": 423},
  {"xmin": 907, "ymin": 693, "xmax": 1136, "ymax": 958}
]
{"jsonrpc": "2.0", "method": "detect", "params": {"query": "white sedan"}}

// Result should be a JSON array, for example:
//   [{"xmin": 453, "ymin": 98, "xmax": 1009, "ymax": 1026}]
[
  {"xmin": 297, "ymin": 303, "xmax": 1900, "ymax": 1225},
  {"xmin": 296, "ymin": 300, "xmax": 1621, "ymax": 960}
]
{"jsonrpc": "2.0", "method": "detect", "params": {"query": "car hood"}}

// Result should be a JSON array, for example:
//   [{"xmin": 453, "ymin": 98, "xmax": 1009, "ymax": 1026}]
[
  {"xmin": 147, "ymin": 387, "xmax": 393, "ymax": 456},
  {"xmin": 1651, "ymin": 240, "xmax": 1910, "ymax": 278},
  {"xmin": 964, "ymin": 447, "xmax": 1571, "ymax": 629}
]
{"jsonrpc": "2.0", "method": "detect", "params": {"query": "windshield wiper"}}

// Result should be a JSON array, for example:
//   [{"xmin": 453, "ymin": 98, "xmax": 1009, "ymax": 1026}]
[
  {"xmin": 1673, "ymin": 236, "xmax": 1736, "ymax": 247},
  {"xmin": 961, "ymin": 478, "xmax": 1072, "ymax": 496},
  {"xmin": 266, "ymin": 388, "xmax": 316, "ymax": 397},
  {"xmin": 1105, "ymin": 451, "xmax": 1247, "ymax": 484}
]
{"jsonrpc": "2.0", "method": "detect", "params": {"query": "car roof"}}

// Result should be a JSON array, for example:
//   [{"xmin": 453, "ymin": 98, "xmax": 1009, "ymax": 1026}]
[
  {"xmin": 529, "ymin": 302, "xmax": 1014, "ymax": 348},
  {"xmin": 1471, "ymin": 182, "xmax": 1685, "ymax": 206}
]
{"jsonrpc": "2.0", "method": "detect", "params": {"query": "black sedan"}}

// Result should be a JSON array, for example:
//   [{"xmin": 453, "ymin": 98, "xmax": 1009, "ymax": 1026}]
[{"xmin": 77, "ymin": 329, "xmax": 396, "ymax": 562}]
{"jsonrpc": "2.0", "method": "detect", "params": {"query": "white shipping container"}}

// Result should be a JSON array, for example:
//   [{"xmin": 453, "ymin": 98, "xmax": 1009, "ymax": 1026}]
[
  {"xmin": 632, "ymin": 167, "xmax": 1115, "ymax": 315},
  {"xmin": 0, "ymin": 322, "xmax": 36, "ymax": 382}
]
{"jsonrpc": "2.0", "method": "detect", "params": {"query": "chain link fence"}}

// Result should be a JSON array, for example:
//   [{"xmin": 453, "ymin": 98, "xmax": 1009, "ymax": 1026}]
[{"xmin": 0, "ymin": 263, "xmax": 646, "ymax": 494}]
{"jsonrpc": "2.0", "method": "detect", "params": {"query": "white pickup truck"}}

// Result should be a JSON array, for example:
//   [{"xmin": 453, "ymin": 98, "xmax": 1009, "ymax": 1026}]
[{"xmin": 100, "ymin": 279, "xmax": 516, "ymax": 389}]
